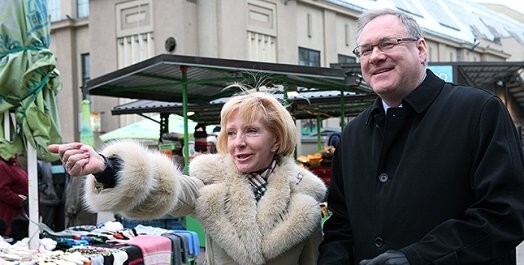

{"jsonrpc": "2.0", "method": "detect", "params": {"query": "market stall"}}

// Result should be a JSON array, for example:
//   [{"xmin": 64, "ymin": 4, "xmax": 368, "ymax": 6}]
[
  {"xmin": 86, "ymin": 54, "xmax": 372, "ymax": 172},
  {"xmin": 107, "ymin": 90, "xmax": 373, "ymax": 186},
  {"xmin": 83, "ymin": 54, "xmax": 375, "ymax": 253},
  {"xmin": 0, "ymin": 220, "xmax": 201, "ymax": 264}
]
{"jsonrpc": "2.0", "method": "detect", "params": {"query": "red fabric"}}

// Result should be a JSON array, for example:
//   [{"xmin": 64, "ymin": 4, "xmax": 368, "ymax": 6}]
[
  {"xmin": 309, "ymin": 166, "xmax": 331, "ymax": 186},
  {"xmin": 0, "ymin": 157, "xmax": 28, "ymax": 235}
]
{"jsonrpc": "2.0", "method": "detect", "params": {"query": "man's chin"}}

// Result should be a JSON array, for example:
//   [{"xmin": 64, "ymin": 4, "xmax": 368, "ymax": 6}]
[{"xmin": 371, "ymin": 85, "xmax": 396, "ymax": 96}]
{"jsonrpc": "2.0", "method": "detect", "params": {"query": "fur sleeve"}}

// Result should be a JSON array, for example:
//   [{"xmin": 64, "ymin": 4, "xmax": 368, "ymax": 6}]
[
  {"xmin": 189, "ymin": 154, "xmax": 235, "ymax": 184},
  {"xmin": 83, "ymin": 140, "xmax": 182, "ymax": 220}
]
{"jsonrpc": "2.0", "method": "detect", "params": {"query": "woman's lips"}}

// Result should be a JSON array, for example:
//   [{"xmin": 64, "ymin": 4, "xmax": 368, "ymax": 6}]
[{"xmin": 236, "ymin": 153, "xmax": 252, "ymax": 160}]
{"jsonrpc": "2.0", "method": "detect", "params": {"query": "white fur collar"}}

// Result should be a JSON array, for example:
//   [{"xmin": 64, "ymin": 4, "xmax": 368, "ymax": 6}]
[{"xmin": 190, "ymin": 154, "xmax": 326, "ymax": 264}]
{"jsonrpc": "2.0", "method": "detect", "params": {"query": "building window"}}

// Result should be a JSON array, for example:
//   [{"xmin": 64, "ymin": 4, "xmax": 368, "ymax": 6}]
[
  {"xmin": 338, "ymin": 54, "xmax": 356, "ymax": 64},
  {"xmin": 77, "ymin": 0, "xmax": 89, "ymax": 18},
  {"xmin": 456, "ymin": 48, "xmax": 462, "ymax": 61},
  {"xmin": 47, "ymin": 0, "xmax": 61, "ymax": 21},
  {"xmin": 299, "ymin": 47, "xmax": 320, "ymax": 67},
  {"xmin": 81, "ymin": 53, "xmax": 90, "ymax": 97}
]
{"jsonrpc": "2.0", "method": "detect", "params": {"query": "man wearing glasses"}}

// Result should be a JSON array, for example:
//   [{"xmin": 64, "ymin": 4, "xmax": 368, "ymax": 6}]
[{"xmin": 318, "ymin": 8, "xmax": 524, "ymax": 265}]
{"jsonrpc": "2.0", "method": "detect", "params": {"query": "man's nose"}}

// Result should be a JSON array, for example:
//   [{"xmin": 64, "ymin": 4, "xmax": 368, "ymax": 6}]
[{"xmin": 368, "ymin": 47, "xmax": 386, "ymax": 63}]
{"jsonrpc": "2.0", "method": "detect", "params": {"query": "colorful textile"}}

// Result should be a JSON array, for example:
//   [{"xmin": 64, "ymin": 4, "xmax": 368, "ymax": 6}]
[
  {"xmin": 89, "ymin": 254, "xmax": 104, "ymax": 265},
  {"xmin": 112, "ymin": 250, "xmax": 129, "ymax": 265},
  {"xmin": 67, "ymin": 246, "xmax": 128, "ymax": 265},
  {"xmin": 161, "ymin": 233, "xmax": 182, "ymax": 265},
  {"xmin": 120, "ymin": 245, "xmax": 143, "ymax": 265},
  {"xmin": 171, "ymin": 230, "xmax": 199, "ymax": 257},
  {"xmin": 126, "ymin": 235, "xmax": 172, "ymax": 265}
]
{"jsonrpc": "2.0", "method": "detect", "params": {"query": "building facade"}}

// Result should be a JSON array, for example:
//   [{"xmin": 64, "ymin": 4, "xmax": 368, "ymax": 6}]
[{"xmin": 48, "ymin": 0, "xmax": 524, "ymax": 146}]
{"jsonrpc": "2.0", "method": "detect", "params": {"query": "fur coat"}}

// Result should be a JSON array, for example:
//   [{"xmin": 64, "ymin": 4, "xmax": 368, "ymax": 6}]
[{"xmin": 84, "ymin": 140, "xmax": 327, "ymax": 265}]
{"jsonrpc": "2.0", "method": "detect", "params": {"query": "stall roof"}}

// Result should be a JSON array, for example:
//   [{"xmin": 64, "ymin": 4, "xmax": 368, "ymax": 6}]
[
  {"xmin": 87, "ymin": 54, "xmax": 371, "ymax": 104},
  {"xmin": 444, "ymin": 61, "xmax": 523, "ymax": 89},
  {"xmin": 111, "ymin": 91, "xmax": 377, "ymax": 125}
]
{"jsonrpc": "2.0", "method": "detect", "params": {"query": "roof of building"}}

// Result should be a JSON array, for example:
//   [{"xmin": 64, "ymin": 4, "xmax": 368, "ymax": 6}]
[{"xmin": 327, "ymin": 0, "xmax": 524, "ymax": 45}]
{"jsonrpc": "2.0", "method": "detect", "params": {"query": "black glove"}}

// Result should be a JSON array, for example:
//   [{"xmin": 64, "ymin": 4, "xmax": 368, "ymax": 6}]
[{"xmin": 360, "ymin": 250, "xmax": 410, "ymax": 265}]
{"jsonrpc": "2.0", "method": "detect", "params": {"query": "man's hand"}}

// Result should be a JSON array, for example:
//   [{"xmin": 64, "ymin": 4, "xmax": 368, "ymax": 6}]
[
  {"xmin": 48, "ymin": 143, "xmax": 106, "ymax": 176},
  {"xmin": 360, "ymin": 250, "xmax": 410, "ymax": 265}
]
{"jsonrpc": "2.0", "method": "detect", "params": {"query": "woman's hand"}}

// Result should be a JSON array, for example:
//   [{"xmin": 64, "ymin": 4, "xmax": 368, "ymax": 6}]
[{"xmin": 47, "ymin": 143, "xmax": 106, "ymax": 176}]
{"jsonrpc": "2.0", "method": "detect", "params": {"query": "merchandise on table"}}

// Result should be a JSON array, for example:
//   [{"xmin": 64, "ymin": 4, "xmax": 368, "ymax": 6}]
[{"xmin": 0, "ymin": 220, "xmax": 201, "ymax": 265}]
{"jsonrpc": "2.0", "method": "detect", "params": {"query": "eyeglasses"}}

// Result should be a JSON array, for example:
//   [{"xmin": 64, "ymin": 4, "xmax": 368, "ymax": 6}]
[{"xmin": 352, "ymin": 37, "xmax": 419, "ymax": 58}]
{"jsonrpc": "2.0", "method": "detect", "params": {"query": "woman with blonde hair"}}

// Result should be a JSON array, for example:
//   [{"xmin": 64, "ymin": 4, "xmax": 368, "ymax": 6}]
[{"xmin": 49, "ymin": 90, "xmax": 327, "ymax": 265}]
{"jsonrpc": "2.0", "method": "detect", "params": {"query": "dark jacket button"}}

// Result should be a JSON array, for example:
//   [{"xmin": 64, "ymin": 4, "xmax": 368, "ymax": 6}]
[
  {"xmin": 375, "ymin": 237, "xmax": 384, "ymax": 248},
  {"xmin": 379, "ymin": 173, "xmax": 389, "ymax": 183}
]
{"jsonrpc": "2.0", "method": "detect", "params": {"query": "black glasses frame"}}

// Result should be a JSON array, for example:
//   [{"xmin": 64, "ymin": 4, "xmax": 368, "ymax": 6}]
[{"xmin": 352, "ymin": 37, "xmax": 419, "ymax": 58}]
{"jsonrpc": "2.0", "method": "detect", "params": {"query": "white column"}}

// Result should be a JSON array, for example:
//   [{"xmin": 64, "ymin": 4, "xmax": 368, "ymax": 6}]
[{"xmin": 27, "ymin": 144, "xmax": 39, "ymax": 249}]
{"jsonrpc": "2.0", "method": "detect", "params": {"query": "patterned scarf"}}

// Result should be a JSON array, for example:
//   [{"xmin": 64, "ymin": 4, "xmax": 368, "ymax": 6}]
[{"xmin": 248, "ymin": 159, "xmax": 277, "ymax": 201}]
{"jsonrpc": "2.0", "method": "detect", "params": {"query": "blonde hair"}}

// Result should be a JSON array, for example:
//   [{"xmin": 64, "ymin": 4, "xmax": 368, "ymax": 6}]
[{"xmin": 216, "ymin": 91, "xmax": 297, "ymax": 157}]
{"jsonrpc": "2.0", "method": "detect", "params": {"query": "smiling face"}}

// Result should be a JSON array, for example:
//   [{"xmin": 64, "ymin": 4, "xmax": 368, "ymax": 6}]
[
  {"xmin": 358, "ymin": 14, "xmax": 427, "ymax": 106},
  {"xmin": 226, "ymin": 111, "xmax": 279, "ymax": 173}
]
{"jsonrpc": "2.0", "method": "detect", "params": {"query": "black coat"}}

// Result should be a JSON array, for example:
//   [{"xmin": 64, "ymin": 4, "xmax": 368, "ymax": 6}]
[{"xmin": 318, "ymin": 70, "xmax": 524, "ymax": 265}]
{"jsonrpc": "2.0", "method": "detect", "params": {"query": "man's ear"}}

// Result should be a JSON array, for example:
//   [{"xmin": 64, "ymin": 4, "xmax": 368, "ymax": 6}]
[{"xmin": 417, "ymin": 38, "xmax": 428, "ymax": 64}]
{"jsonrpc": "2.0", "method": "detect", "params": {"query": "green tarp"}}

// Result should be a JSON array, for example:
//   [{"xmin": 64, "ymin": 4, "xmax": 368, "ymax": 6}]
[
  {"xmin": 0, "ymin": 0, "xmax": 62, "ymax": 161},
  {"xmin": 100, "ymin": 114, "xmax": 209, "ymax": 143},
  {"xmin": 80, "ymin": 99, "xmax": 94, "ymax": 146}
]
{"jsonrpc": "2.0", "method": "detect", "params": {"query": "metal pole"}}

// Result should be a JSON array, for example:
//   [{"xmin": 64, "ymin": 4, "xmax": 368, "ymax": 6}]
[
  {"xmin": 316, "ymin": 116, "xmax": 322, "ymax": 152},
  {"xmin": 340, "ymin": 89, "xmax": 345, "ymax": 129},
  {"xmin": 282, "ymin": 82, "xmax": 297, "ymax": 159},
  {"xmin": 181, "ymin": 66, "xmax": 189, "ymax": 174}
]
